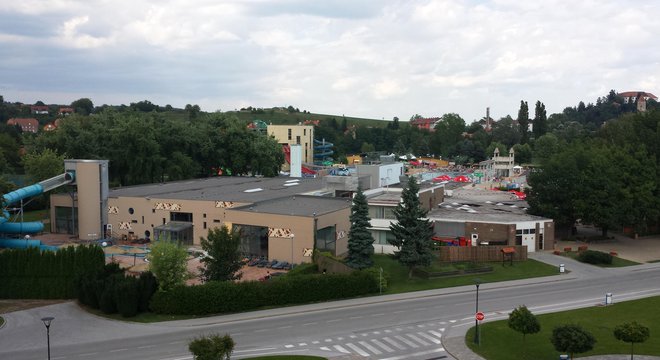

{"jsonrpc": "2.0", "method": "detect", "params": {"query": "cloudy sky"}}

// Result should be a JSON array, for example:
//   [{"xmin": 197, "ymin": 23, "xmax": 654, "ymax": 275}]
[{"xmin": 1, "ymin": 0, "xmax": 659, "ymax": 122}]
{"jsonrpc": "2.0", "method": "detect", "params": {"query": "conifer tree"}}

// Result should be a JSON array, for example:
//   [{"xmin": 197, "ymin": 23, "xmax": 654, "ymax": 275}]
[
  {"xmin": 517, "ymin": 100, "xmax": 530, "ymax": 144},
  {"xmin": 388, "ymin": 176, "xmax": 434, "ymax": 278},
  {"xmin": 346, "ymin": 186, "xmax": 374, "ymax": 269},
  {"xmin": 533, "ymin": 100, "xmax": 547, "ymax": 139}
]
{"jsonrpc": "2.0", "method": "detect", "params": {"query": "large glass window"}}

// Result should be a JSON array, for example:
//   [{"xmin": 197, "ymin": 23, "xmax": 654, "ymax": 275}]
[
  {"xmin": 234, "ymin": 224, "xmax": 268, "ymax": 258},
  {"xmin": 55, "ymin": 206, "xmax": 78, "ymax": 235},
  {"xmin": 316, "ymin": 226, "xmax": 336, "ymax": 253},
  {"xmin": 170, "ymin": 212, "xmax": 193, "ymax": 222}
]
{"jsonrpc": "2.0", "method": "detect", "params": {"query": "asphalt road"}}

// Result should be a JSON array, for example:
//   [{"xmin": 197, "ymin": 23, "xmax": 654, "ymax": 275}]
[{"xmin": 2, "ymin": 253, "xmax": 660, "ymax": 360}]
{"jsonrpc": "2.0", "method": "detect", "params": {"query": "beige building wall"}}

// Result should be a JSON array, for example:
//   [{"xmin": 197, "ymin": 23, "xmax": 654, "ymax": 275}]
[
  {"xmin": 267, "ymin": 124, "xmax": 315, "ymax": 169},
  {"xmin": 106, "ymin": 197, "xmax": 250, "ymax": 244}
]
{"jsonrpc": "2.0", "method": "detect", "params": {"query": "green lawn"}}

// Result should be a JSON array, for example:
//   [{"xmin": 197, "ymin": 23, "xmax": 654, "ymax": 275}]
[
  {"xmin": 373, "ymin": 254, "xmax": 559, "ymax": 294},
  {"xmin": 466, "ymin": 296, "xmax": 660, "ymax": 359},
  {"xmin": 6, "ymin": 209, "xmax": 49, "ymax": 222},
  {"xmin": 559, "ymin": 251, "xmax": 640, "ymax": 267}
]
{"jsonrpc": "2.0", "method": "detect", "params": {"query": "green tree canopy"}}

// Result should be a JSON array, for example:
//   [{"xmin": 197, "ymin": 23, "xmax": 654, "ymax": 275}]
[
  {"xmin": 199, "ymin": 225, "xmax": 243, "ymax": 282},
  {"xmin": 508, "ymin": 305, "xmax": 540, "ymax": 358},
  {"xmin": 346, "ymin": 186, "xmax": 374, "ymax": 269},
  {"xmin": 388, "ymin": 176, "xmax": 433, "ymax": 278},
  {"xmin": 148, "ymin": 240, "xmax": 189, "ymax": 292},
  {"xmin": 71, "ymin": 98, "xmax": 94, "ymax": 115},
  {"xmin": 518, "ymin": 100, "xmax": 530, "ymax": 144},
  {"xmin": 614, "ymin": 321, "xmax": 650, "ymax": 360},
  {"xmin": 550, "ymin": 324, "xmax": 596, "ymax": 359}
]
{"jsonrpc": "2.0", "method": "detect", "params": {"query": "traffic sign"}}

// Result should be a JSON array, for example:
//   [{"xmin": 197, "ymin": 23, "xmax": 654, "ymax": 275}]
[{"xmin": 476, "ymin": 312, "xmax": 485, "ymax": 321}]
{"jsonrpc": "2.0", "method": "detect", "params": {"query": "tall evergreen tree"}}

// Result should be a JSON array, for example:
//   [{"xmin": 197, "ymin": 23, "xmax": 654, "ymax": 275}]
[
  {"xmin": 199, "ymin": 225, "xmax": 243, "ymax": 282},
  {"xmin": 346, "ymin": 186, "xmax": 374, "ymax": 269},
  {"xmin": 517, "ymin": 100, "xmax": 530, "ymax": 144},
  {"xmin": 532, "ymin": 100, "xmax": 547, "ymax": 139},
  {"xmin": 388, "ymin": 176, "xmax": 434, "ymax": 278}
]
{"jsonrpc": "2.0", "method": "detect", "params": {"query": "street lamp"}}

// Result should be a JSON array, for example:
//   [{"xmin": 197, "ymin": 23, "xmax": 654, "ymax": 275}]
[
  {"xmin": 290, "ymin": 233, "xmax": 295, "ymax": 264},
  {"xmin": 41, "ymin": 316, "xmax": 54, "ymax": 360},
  {"xmin": 474, "ymin": 278, "xmax": 481, "ymax": 345}
]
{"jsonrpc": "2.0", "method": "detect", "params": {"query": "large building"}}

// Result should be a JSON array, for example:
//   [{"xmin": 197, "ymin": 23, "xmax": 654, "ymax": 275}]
[{"xmin": 268, "ymin": 124, "xmax": 315, "ymax": 170}]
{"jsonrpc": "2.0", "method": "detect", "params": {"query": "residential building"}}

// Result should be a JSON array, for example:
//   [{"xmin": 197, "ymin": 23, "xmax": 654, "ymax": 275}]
[
  {"xmin": 268, "ymin": 124, "xmax": 315, "ymax": 170},
  {"xmin": 7, "ymin": 118, "xmax": 39, "ymax": 133},
  {"xmin": 30, "ymin": 105, "xmax": 49, "ymax": 115},
  {"xmin": 410, "ymin": 117, "xmax": 440, "ymax": 132}
]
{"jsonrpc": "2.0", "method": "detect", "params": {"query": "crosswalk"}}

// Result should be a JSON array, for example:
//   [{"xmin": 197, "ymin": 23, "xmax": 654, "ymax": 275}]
[{"xmin": 283, "ymin": 321, "xmax": 449, "ymax": 359}]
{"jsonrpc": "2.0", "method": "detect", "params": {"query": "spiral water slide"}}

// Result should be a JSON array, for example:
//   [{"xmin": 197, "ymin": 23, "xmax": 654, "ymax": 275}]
[{"xmin": 0, "ymin": 172, "xmax": 75, "ymax": 248}]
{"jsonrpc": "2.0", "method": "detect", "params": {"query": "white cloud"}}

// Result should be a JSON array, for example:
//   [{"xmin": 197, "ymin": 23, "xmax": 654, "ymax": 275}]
[{"xmin": 1, "ymin": 0, "xmax": 659, "ymax": 121}]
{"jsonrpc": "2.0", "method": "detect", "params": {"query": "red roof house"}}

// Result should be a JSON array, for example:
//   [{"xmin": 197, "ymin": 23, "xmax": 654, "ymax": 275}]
[{"xmin": 7, "ymin": 118, "xmax": 39, "ymax": 133}]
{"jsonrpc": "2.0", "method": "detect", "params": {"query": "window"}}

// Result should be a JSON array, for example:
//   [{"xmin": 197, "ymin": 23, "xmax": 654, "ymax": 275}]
[
  {"xmin": 203, "ymin": 222, "xmax": 207, "ymax": 229},
  {"xmin": 288, "ymin": 129, "xmax": 292, "ymax": 140},
  {"xmin": 316, "ymin": 226, "xmax": 336, "ymax": 254},
  {"xmin": 538, "ymin": 233, "xmax": 544, "ymax": 250},
  {"xmin": 170, "ymin": 212, "xmax": 193, "ymax": 222},
  {"xmin": 304, "ymin": 129, "xmax": 306, "ymax": 135},
  {"xmin": 296, "ymin": 135, "xmax": 301, "ymax": 145},
  {"xmin": 128, "ymin": 208, "xmax": 134, "ymax": 214},
  {"xmin": 141, "ymin": 216, "xmax": 144, "ymax": 224}
]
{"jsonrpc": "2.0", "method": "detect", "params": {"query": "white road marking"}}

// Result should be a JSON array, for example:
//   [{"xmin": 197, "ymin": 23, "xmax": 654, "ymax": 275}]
[
  {"xmin": 312, "ymin": 340, "xmax": 320, "ymax": 344},
  {"xmin": 346, "ymin": 342, "xmax": 370, "ymax": 357},
  {"xmin": 303, "ymin": 322, "xmax": 317, "ymax": 326},
  {"xmin": 327, "ymin": 319, "xmax": 340, "ymax": 323},
  {"xmin": 109, "ymin": 348, "xmax": 128, "ymax": 352},
  {"xmin": 320, "ymin": 346, "xmax": 330, "ymax": 351},
  {"xmin": 429, "ymin": 330, "xmax": 444, "ymax": 338},
  {"xmin": 373, "ymin": 331, "xmax": 381, "ymax": 335},
  {"xmin": 379, "ymin": 347, "xmax": 446, "ymax": 360},
  {"xmin": 78, "ymin": 353, "xmax": 98, "ymax": 357},
  {"xmin": 233, "ymin": 348, "xmax": 276, "ymax": 353},
  {"xmin": 417, "ymin": 332, "xmax": 442, "ymax": 344},
  {"xmin": 359, "ymin": 340, "xmax": 382, "ymax": 354},
  {"xmin": 298, "ymin": 343, "xmax": 307, "ymax": 346},
  {"xmin": 285, "ymin": 344, "xmax": 294, "ymax": 348},
  {"xmin": 334, "ymin": 345, "xmax": 351, "ymax": 353},
  {"xmin": 394, "ymin": 335, "xmax": 418, "ymax": 348},
  {"xmin": 406, "ymin": 333, "xmax": 430, "ymax": 346},
  {"xmin": 278, "ymin": 325, "xmax": 292, "ymax": 329},
  {"xmin": 382, "ymin": 336, "xmax": 406, "ymax": 350},
  {"xmin": 371, "ymin": 339, "xmax": 394, "ymax": 352},
  {"xmin": 137, "ymin": 345, "xmax": 155, "ymax": 349}
]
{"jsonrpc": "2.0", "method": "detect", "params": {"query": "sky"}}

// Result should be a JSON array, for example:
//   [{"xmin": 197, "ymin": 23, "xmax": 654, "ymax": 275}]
[{"xmin": 1, "ymin": 0, "xmax": 659, "ymax": 123}]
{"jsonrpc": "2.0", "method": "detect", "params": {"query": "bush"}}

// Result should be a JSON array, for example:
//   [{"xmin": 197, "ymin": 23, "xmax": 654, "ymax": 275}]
[
  {"xmin": 189, "ymin": 333, "xmax": 234, "ymax": 360},
  {"xmin": 577, "ymin": 250, "xmax": 613, "ymax": 265},
  {"xmin": 151, "ymin": 270, "xmax": 379, "ymax": 315},
  {"xmin": 287, "ymin": 262, "xmax": 318, "ymax": 276},
  {"xmin": 137, "ymin": 272, "xmax": 158, "ymax": 312},
  {"xmin": 115, "ymin": 277, "xmax": 139, "ymax": 317}
]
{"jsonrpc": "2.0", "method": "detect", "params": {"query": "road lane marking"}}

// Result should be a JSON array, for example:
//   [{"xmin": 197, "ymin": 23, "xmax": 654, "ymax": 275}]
[
  {"xmin": 417, "ymin": 332, "xmax": 442, "ymax": 344},
  {"xmin": 109, "ymin": 348, "xmax": 128, "ymax": 352},
  {"xmin": 359, "ymin": 340, "xmax": 382, "ymax": 354},
  {"xmin": 138, "ymin": 345, "xmax": 155, "ymax": 349},
  {"xmin": 78, "ymin": 353, "xmax": 98, "ymax": 357},
  {"xmin": 394, "ymin": 335, "xmax": 418, "ymax": 348},
  {"xmin": 383, "ymin": 336, "xmax": 406, "ymax": 350},
  {"xmin": 379, "ymin": 347, "xmax": 446, "ymax": 360},
  {"xmin": 429, "ymin": 330, "xmax": 444, "ymax": 338},
  {"xmin": 371, "ymin": 339, "xmax": 394, "ymax": 352},
  {"xmin": 406, "ymin": 333, "xmax": 429, "ymax": 346},
  {"xmin": 334, "ymin": 345, "xmax": 351, "ymax": 353},
  {"xmin": 346, "ymin": 343, "xmax": 370, "ymax": 357},
  {"xmin": 285, "ymin": 344, "xmax": 294, "ymax": 348},
  {"xmin": 234, "ymin": 348, "xmax": 276, "ymax": 353}
]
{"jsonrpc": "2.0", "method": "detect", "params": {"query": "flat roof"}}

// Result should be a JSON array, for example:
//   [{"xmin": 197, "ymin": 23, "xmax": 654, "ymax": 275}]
[
  {"xmin": 428, "ymin": 197, "xmax": 551, "ymax": 224},
  {"xmin": 233, "ymin": 195, "xmax": 352, "ymax": 217},
  {"xmin": 108, "ymin": 176, "xmax": 326, "ymax": 203}
]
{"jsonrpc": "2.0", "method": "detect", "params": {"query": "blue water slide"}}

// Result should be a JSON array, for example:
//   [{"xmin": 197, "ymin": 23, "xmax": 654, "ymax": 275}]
[
  {"xmin": 313, "ymin": 139, "xmax": 334, "ymax": 160},
  {"xmin": 0, "ymin": 172, "xmax": 75, "ymax": 235}
]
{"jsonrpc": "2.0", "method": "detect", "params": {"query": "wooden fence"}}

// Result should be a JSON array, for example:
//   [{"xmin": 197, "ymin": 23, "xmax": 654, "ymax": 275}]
[{"xmin": 439, "ymin": 245, "xmax": 528, "ymax": 263}]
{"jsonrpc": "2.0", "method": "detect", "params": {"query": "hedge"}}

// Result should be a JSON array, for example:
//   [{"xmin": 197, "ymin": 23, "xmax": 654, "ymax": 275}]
[
  {"xmin": 0, "ymin": 245, "xmax": 104, "ymax": 299},
  {"xmin": 577, "ymin": 250, "xmax": 613, "ymax": 265},
  {"xmin": 150, "ymin": 270, "xmax": 379, "ymax": 315}
]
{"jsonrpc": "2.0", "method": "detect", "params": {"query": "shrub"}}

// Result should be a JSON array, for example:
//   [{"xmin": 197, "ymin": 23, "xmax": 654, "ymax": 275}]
[
  {"xmin": 137, "ymin": 271, "xmax": 158, "ymax": 312},
  {"xmin": 577, "ymin": 250, "xmax": 613, "ymax": 265},
  {"xmin": 151, "ymin": 270, "xmax": 379, "ymax": 315},
  {"xmin": 287, "ymin": 262, "xmax": 318, "ymax": 276},
  {"xmin": 115, "ymin": 278, "xmax": 139, "ymax": 318},
  {"xmin": 189, "ymin": 333, "xmax": 234, "ymax": 360}
]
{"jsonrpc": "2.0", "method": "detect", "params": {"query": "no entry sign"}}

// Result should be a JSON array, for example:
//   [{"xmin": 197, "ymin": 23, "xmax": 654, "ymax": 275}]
[{"xmin": 476, "ymin": 312, "xmax": 485, "ymax": 321}]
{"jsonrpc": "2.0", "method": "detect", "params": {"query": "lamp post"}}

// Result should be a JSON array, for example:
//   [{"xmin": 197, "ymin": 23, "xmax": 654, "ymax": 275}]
[
  {"xmin": 41, "ymin": 316, "xmax": 54, "ymax": 360},
  {"xmin": 474, "ymin": 279, "xmax": 481, "ymax": 345},
  {"xmin": 290, "ymin": 233, "xmax": 295, "ymax": 264}
]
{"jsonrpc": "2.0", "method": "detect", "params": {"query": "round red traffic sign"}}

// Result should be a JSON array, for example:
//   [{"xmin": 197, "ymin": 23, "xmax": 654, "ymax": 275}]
[{"xmin": 476, "ymin": 312, "xmax": 485, "ymax": 321}]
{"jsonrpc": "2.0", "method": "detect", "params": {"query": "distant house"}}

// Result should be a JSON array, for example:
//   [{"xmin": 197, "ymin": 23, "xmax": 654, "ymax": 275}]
[
  {"xmin": 58, "ymin": 107, "xmax": 75, "ymax": 116},
  {"xmin": 619, "ymin": 91, "xmax": 658, "ymax": 112},
  {"xmin": 43, "ymin": 123, "xmax": 57, "ymax": 131},
  {"xmin": 30, "ymin": 105, "xmax": 49, "ymax": 115},
  {"xmin": 7, "ymin": 118, "xmax": 39, "ymax": 133},
  {"xmin": 410, "ymin": 117, "xmax": 440, "ymax": 132}
]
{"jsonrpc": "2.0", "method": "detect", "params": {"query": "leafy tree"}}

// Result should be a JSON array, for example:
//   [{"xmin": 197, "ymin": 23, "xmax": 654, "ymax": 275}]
[
  {"xmin": 346, "ymin": 186, "xmax": 374, "ymax": 269},
  {"xmin": 614, "ymin": 321, "xmax": 650, "ymax": 360},
  {"xmin": 22, "ymin": 148, "xmax": 65, "ymax": 183},
  {"xmin": 491, "ymin": 115, "xmax": 521, "ymax": 149},
  {"xmin": 533, "ymin": 101, "xmax": 547, "ymax": 139},
  {"xmin": 508, "ymin": 305, "xmax": 540, "ymax": 359},
  {"xmin": 533, "ymin": 133, "xmax": 562, "ymax": 163},
  {"xmin": 550, "ymin": 324, "xmax": 596, "ymax": 359},
  {"xmin": 388, "ymin": 176, "xmax": 433, "ymax": 278},
  {"xmin": 148, "ymin": 239, "xmax": 189, "ymax": 292},
  {"xmin": 485, "ymin": 141, "xmax": 508, "ymax": 159},
  {"xmin": 199, "ymin": 225, "xmax": 243, "ymax": 282},
  {"xmin": 431, "ymin": 113, "xmax": 466, "ymax": 158},
  {"xmin": 516, "ymin": 100, "xmax": 529, "ymax": 144},
  {"xmin": 512, "ymin": 143, "xmax": 532, "ymax": 165},
  {"xmin": 189, "ymin": 333, "xmax": 235, "ymax": 360},
  {"xmin": 71, "ymin": 98, "xmax": 94, "ymax": 115}
]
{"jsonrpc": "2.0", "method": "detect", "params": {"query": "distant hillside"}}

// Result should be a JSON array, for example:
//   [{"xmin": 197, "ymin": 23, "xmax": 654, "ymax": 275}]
[{"xmin": 225, "ymin": 107, "xmax": 390, "ymax": 128}]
